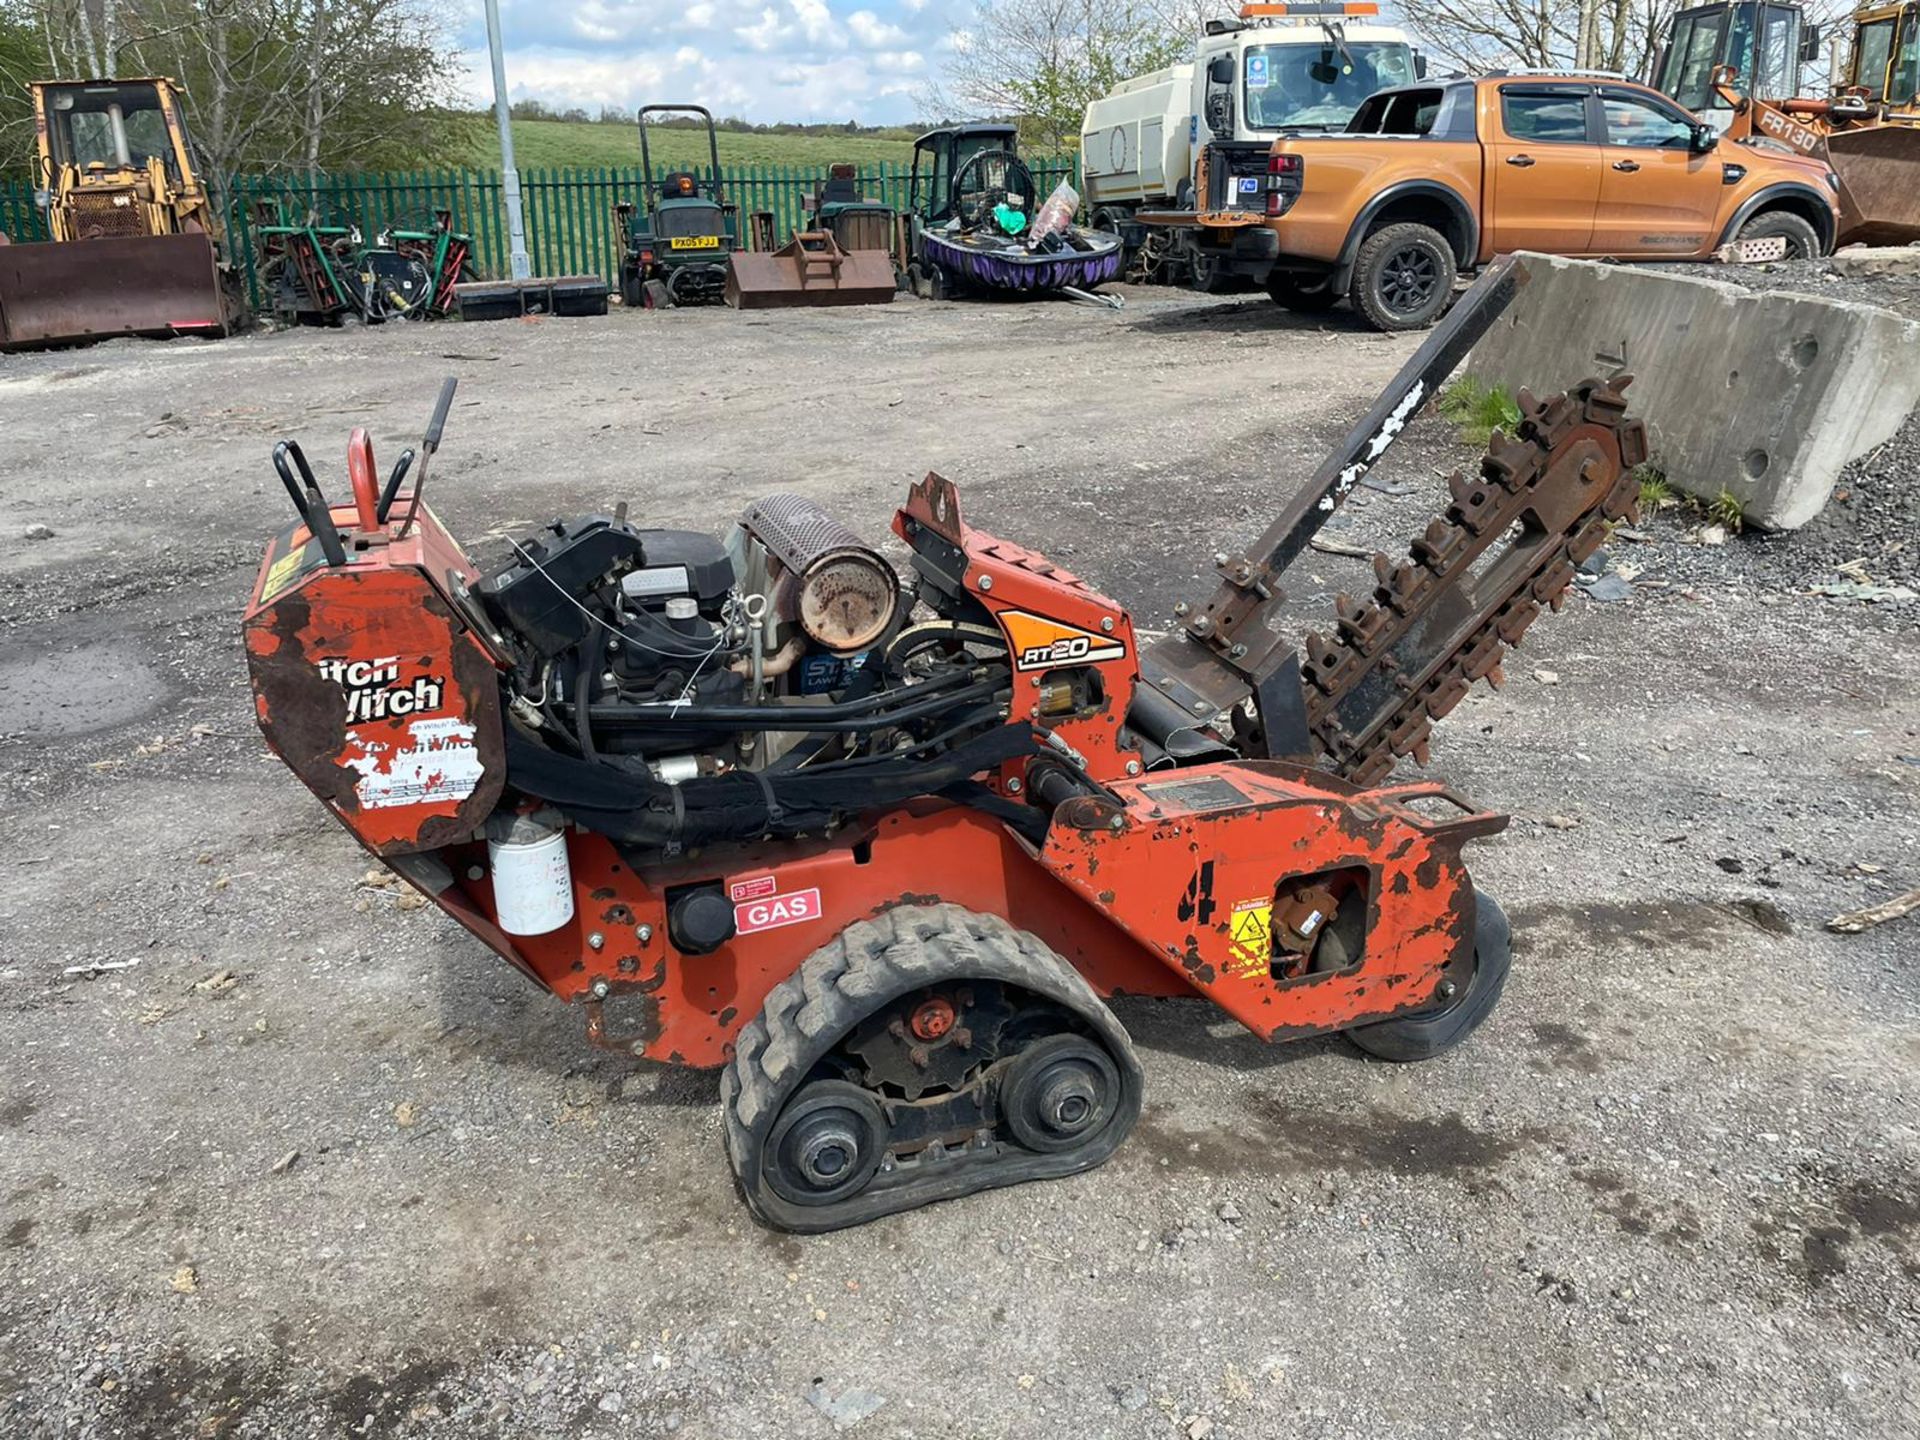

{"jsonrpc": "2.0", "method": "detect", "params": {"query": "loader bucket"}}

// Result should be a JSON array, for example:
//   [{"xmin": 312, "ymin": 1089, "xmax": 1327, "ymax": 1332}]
[
  {"xmin": 1827, "ymin": 125, "xmax": 1920, "ymax": 247},
  {"xmin": 724, "ymin": 231, "xmax": 895, "ymax": 309},
  {"xmin": 0, "ymin": 232, "xmax": 232, "ymax": 351}
]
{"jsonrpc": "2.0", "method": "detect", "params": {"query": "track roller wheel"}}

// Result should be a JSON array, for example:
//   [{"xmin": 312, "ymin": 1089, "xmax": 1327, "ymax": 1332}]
[
  {"xmin": 1001, "ymin": 1035, "xmax": 1125, "ymax": 1154},
  {"xmin": 764, "ymin": 1080, "xmax": 887, "ymax": 1206},
  {"xmin": 721, "ymin": 904, "xmax": 1143, "ymax": 1233}
]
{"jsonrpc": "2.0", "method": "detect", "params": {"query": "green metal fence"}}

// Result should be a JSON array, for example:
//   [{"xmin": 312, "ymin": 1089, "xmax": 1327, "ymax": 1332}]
[
  {"xmin": 0, "ymin": 180, "xmax": 49, "ymax": 243},
  {"xmin": 0, "ymin": 155, "xmax": 1082, "ymax": 309}
]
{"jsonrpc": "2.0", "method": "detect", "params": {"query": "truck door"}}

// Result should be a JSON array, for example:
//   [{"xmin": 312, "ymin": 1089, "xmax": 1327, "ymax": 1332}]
[
  {"xmin": 1589, "ymin": 87, "xmax": 1723, "ymax": 256},
  {"xmin": 1488, "ymin": 84, "xmax": 1602, "ymax": 253}
]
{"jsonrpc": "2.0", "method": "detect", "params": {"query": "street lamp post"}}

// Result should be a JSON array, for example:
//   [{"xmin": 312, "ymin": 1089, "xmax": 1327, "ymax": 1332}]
[{"xmin": 483, "ymin": 0, "xmax": 531, "ymax": 280}]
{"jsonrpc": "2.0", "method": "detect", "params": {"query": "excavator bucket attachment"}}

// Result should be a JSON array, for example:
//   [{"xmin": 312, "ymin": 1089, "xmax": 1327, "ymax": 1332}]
[
  {"xmin": 1827, "ymin": 126, "xmax": 1920, "ymax": 247},
  {"xmin": 0, "ymin": 232, "xmax": 233, "ymax": 351},
  {"xmin": 724, "ymin": 231, "xmax": 895, "ymax": 310}
]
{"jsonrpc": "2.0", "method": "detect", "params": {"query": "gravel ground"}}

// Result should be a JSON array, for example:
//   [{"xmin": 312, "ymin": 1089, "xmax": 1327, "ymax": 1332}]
[{"xmin": 2, "ymin": 280, "xmax": 1916, "ymax": 1440}]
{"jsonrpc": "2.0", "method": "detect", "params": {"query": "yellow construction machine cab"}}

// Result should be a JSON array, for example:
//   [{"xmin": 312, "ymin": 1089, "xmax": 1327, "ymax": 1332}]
[
  {"xmin": 32, "ymin": 77, "xmax": 214, "ymax": 240},
  {"xmin": 1844, "ymin": 3, "xmax": 1920, "ymax": 111}
]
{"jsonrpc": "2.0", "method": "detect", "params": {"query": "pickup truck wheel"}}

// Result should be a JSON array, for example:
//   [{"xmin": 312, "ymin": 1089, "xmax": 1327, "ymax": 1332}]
[
  {"xmin": 1352, "ymin": 222, "xmax": 1456, "ymax": 331},
  {"xmin": 1735, "ymin": 209, "xmax": 1821, "ymax": 259},
  {"xmin": 1267, "ymin": 272, "xmax": 1340, "ymax": 313}
]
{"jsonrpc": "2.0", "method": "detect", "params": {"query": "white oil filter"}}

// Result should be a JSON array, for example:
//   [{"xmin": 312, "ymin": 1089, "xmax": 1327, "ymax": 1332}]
[{"xmin": 489, "ymin": 826, "xmax": 575, "ymax": 936}]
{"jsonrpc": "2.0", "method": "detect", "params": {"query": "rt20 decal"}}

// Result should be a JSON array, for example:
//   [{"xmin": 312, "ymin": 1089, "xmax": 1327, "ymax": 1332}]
[
  {"xmin": 998, "ymin": 609, "xmax": 1127, "ymax": 672},
  {"xmin": 735, "ymin": 887, "xmax": 822, "ymax": 935}
]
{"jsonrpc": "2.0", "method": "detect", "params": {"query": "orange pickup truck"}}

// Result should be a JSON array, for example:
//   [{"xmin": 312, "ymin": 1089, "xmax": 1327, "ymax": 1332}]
[{"xmin": 1152, "ymin": 72, "xmax": 1841, "ymax": 330}]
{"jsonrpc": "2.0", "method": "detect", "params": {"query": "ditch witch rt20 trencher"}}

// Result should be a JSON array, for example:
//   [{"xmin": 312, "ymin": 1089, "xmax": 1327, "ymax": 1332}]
[{"xmin": 244, "ymin": 256, "xmax": 1644, "ymax": 1232}]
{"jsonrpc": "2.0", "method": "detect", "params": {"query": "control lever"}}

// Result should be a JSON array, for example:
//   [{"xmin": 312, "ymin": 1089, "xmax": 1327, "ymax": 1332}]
[
  {"xmin": 271, "ymin": 439, "xmax": 347, "ymax": 568},
  {"xmin": 395, "ymin": 376, "xmax": 460, "ymax": 540},
  {"xmin": 376, "ymin": 449, "xmax": 415, "ymax": 523}
]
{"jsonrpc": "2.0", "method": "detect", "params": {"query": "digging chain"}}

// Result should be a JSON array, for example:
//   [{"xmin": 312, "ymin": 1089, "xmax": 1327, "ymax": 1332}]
[{"xmin": 1301, "ymin": 377, "xmax": 1649, "ymax": 786}]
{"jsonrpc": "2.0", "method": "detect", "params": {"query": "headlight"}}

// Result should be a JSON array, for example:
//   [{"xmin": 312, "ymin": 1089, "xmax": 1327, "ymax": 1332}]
[{"xmin": 1826, "ymin": 171, "xmax": 1842, "ymax": 192}]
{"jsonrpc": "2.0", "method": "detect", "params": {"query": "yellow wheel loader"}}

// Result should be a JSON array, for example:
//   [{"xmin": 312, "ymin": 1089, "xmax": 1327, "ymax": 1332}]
[
  {"xmin": 1658, "ymin": 2, "xmax": 1920, "ymax": 245},
  {"xmin": 0, "ymin": 77, "xmax": 246, "ymax": 351}
]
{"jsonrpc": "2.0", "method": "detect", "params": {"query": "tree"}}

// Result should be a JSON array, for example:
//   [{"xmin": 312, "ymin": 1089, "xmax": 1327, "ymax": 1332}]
[
  {"xmin": 1397, "ymin": 0, "xmax": 1853, "ymax": 82},
  {"xmin": 931, "ymin": 0, "xmax": 1209, "ymax": 151},
  {"xmin": 4, "ymin": 0, "xmax": 473, "ymax": 175},
  {"xmin": 0, "ymin": 7, "xmax": 39, "ymax": 174}
]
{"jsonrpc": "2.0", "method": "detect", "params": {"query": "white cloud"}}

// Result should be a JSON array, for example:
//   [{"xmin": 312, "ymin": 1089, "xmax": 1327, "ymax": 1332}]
[
  {"xmin": 459, "ymin": 1, "xmax": 949, "ymax": 125},
  {"xmin": 790, "ymin": 0, "xmax": 845, "ymax": 46},
  {"xmin": 847, "ymin": 9, "xmax": 909, "ymax": 46},
  {"xmin": 735, "ymin": 6, "xmax": 788, "ymax": 51}
]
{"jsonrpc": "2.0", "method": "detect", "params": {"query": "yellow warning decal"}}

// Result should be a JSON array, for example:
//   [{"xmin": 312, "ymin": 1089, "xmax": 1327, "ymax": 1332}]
[
  {"xmin": 998, "ymin": 609, "xmax": 1127, "ymax": 672},
  {"xmin": 1225, "ymin": 897, "xmax": 1273, "ymax": 978}
]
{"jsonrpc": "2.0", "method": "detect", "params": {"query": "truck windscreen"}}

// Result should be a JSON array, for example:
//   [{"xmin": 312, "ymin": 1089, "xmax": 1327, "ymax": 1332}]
[{"xmin": 1244, "ymin": 43, "xmax": 1416, "ymax": 129}]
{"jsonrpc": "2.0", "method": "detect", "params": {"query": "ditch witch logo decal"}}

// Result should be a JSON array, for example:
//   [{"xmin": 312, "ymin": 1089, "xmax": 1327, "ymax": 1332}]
[
  {"xmin": 999, "ymin": 610, "xmax": 1126, "ymax": 672},
  {"xmin": 316, "ymin": 656, "xmax": 446, "ymax": 724}
]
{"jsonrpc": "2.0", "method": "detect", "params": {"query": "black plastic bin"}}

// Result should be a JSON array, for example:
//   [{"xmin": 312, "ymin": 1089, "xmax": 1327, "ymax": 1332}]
[{"xmin": 453, "ymin": 276, "xmax": 609, "ymax": 322}]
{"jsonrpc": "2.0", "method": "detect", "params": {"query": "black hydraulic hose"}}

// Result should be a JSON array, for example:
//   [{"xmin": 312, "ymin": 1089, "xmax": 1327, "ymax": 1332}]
[
  {"xmin": 573, "ymin": 647, "xmax": 599, "ymax": 762},
  {"xmin": 800, "ymin": 703, "xmax": 1007, "ymax": 773},
  {"xmin": 579, "ymin": 674, "xmax": 1008, "ymax": 734},
  {"xmin": 573, "ymin": 664, "xmax": 988, "ymax": 726}
]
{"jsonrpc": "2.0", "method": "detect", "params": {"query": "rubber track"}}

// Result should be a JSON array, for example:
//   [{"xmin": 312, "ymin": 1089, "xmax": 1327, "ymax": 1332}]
[
  {"xmin": 1302, "ymin": 377, "xmax": 1647, "ymax": 785},
  {"xmin": 721, "ymin": 903, "xmax": 1144, "ymax": 1233}
]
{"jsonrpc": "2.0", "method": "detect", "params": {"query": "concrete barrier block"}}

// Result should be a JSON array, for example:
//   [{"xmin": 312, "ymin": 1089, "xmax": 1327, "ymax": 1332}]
[
  {"xmin": 1828, "ymin": 246, "xmax": 1920, "ymax": 279},
  {"xmin": 1465, "ymin": 252, "xmax": 1920, "ymax": 530}
]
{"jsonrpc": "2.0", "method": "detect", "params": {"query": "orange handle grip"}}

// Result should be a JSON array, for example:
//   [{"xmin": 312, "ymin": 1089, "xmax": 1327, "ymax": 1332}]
[{"xmin": 347, "ymin": 427, "xmax": 380, "ymax": 534}]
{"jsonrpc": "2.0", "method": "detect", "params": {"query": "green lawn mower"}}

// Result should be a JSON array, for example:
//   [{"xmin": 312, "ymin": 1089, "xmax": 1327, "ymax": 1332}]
[
  {"xmin": 253, "ymin": 201, "xmax": 475, "ymax": 325},
  {"xmin": 616, "ymin": 105, "xmax": 738, "ymax": 309}
]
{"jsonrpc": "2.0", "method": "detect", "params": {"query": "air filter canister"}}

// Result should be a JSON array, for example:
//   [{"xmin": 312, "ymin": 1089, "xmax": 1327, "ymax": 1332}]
[{"xmin": 740, "ymin": 493, "xmax": 900, "ymax": 653}]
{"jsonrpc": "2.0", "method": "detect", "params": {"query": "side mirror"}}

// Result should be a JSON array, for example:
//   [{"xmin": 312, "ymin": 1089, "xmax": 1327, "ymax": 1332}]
[
  {"xmin": 1691, "ymin": 123, "xmax": 1719, "ymax": 154},
  {"xmin": 1414, "ymin": 51, "xmax": 1429, "ymax": 79},
  {"xmin": 1207, "ymin": 55, "xmax": 1235, "ymax": 86},
  {"xmin": 1801, "ymin": 23, "xmax": 1823, "ymax": 63}
]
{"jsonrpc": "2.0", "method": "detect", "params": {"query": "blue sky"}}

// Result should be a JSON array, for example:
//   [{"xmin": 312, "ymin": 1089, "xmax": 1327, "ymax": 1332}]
[{"xmin": 453, "ymin": 0, "xmax": 978, "ymax": 126}]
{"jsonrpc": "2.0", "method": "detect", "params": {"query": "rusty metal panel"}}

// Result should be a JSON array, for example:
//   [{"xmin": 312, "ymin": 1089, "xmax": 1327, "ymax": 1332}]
[
  {"xmin": 724, "ymin": 231, "xmax": 895, "ymax": 309},
  {"xmin": 244, "ymin": 518, "xmax": 505, "ymax": 857},
  {"xmin": 1828, "ymin": 126, "xmax": 1920, "ymax": 247},
  {"xmin": 0, "ymin": 231, "xmax": 227, "ymax": 349}
]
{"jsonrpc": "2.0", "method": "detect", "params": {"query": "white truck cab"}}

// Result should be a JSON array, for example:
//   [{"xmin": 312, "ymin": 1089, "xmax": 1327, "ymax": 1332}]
[{"xmin": 1081, "ymin": 2, "xmax": 1420, "ymax": 288}]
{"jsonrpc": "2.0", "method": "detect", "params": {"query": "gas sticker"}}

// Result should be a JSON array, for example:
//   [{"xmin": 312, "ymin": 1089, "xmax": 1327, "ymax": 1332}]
[
  {"xmin": 1246, "ymin": 54, "xmax": 1269, "ymax": 86},
  {"xmin": 736, "ymin": 887, "xmax": 822, "ymax": 935},
  {"xmin": 1225, "ymin": 897, "xmax": 1273, "ymax": 978},
  {"xmin": 729, "ymin": 874, "xmax": 778, "ymax": 903},
  {"xmin": 998, "ymin": 609, "xmax": 1126, "ymax": 672}
]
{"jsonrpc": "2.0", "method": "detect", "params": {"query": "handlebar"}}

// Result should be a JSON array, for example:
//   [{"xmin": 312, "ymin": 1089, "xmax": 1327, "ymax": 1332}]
[
  {"xmin": 424, "ymin": 376, "xmax": 458, "ymax": 453},
  {"xmin": 395, "ymin": 375, "xmax": 459, "ymax": 541},
  {"xmin": 271, "ymin": 439, "xmax": 347, "ymax": 568}
]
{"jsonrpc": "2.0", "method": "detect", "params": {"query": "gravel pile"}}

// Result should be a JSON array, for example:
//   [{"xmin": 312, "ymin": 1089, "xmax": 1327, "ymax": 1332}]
[{"xmin": 1660, "ymin": 254, "xmax": 1920, "ymax": 317}]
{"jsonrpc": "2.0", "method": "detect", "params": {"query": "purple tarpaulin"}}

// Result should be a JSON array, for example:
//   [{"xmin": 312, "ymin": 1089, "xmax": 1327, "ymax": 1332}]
[{"xmin": 921, "ymin": 229, "xmax": 1124, "ymax": 293}]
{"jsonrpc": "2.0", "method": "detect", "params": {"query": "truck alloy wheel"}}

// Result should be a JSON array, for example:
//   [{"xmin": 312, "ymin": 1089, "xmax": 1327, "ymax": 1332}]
[{"xmin": 1352, "ymin": 221, "xmax": 1457, "ymax": 331}]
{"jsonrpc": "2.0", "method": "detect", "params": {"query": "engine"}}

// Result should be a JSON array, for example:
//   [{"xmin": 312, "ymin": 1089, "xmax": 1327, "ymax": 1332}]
[{"xmin": 471, "ymin": 493, "xmax": 1013, "ymax": 793}]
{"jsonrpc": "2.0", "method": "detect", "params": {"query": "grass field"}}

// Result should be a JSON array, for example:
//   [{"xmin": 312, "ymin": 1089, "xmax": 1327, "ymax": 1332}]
[{"xmin": 465, "ymin": 119, "xmax": 920, "ymax": 171}]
